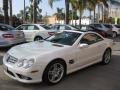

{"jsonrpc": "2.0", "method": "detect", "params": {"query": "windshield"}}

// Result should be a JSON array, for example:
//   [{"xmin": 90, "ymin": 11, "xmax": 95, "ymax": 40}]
[
  {"xmin": 46, "ymin": 31, "xmax": 81, "ymax": 45},
  {"xmin": 0, "ymin": 24, "xmax": 15, "ymax": 31},
  {"xmin": 104, "ymin": 24, "xmax": 112, "ymax": 28},
  {"xmin": 40, "ymin": 25, "xmax": 51, "ymax": 30},
  {"xmin": 115, "ymin": 25, "xmax": 120, "ymax": 28}
]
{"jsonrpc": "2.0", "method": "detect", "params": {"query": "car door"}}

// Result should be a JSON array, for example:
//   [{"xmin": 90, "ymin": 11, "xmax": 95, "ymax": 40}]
[
  {"xmin": 25, "ymin": 25, "xmax": 40, "ymax": 41},
  {"xmin": 16, "ymin": 25, "xmax": 28, "ymax": 40},
  {"xmin": 76, "ymin": 33, "xmax": 104, "ymax": 68},
  {"xmin": 17, "ymin": 25, "xmax": 40, "ymax": 41}
]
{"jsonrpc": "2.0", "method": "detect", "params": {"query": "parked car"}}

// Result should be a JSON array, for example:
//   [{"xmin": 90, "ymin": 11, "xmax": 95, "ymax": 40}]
[
  {"xmin": 51, "ymin": 24, "xmax": 78, "ymax": 31},
  {"xmin": 3, "ymin": 30, "xmax": 113, "ymax": 85},
  {"xmin": 0, "ymin": 23, "xmax": 25, "ymax": 47},
  {"xmin": 86, "ymin": 25, "xmax": 107, "ymax": 37},
  {"xmin": 111, "ymin": 24, "xmax": 120, "ymax": 37},
  {"xmin": 74, "ymin": 25, "xmax": 88, "ymax": 31},
  {"xmin": 16, "ymin": 24, "xmax": 56, "ymax": 41},
  {"xmin": 90, "ymin": 23, "xmax": 115, "ymax": 38}
]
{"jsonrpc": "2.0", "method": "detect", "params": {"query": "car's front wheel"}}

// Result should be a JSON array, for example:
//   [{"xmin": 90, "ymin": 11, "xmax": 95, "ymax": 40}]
[
  {"xmin": 43, "ymin": 60, "xmax": 65, "ymax": 85},
  {"xmin": 102, "ymin": 49, "xmax": 111, "ymax": 64}
]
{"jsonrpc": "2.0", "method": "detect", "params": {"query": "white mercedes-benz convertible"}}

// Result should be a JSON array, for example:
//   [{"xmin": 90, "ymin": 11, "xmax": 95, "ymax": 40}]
[{"xmin": 3, "ymin": 30, "xmax": 113, "ymax": 85}]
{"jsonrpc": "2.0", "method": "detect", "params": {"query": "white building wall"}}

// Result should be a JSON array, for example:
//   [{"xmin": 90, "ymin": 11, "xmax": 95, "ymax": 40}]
[{"xmin": 56, "ymin": 18, "xmax": 92, "ymax": 25}]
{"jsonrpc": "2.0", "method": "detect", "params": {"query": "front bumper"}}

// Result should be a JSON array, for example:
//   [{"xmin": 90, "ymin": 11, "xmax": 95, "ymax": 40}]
[{"xmin": 3, "ymin": 64, "xmax": 42, "ymax": 83}]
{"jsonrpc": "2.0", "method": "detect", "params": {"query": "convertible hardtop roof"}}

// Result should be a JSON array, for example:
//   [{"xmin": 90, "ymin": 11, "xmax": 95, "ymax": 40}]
[
  {"xmin": 64, "ymin": 30, "xmax": 85, "ymax": 34},
  {"xmin": 64, "ymin": 30, "xmax": 101, "ymax": 36}
]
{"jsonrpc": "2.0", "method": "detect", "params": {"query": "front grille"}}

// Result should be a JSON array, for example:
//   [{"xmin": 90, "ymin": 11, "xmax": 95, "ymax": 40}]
[{"xmin": 7, "ymin": 55, "xmax": 18, "ymax": 64}]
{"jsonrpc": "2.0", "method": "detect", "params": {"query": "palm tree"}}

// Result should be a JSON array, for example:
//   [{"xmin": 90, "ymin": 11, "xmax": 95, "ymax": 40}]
[
  {"xmin": 70, "ymin": 0, "xmax": 87, "ymax": 26},
  {"xmin": 54, "ymin": 8, "xmax": 64, "ymax": 23},
  {"xmin": 9, "ymin": 0, "xmax": 12, "ymax": 25},
  {"xmin": 29, "ymin": 0, "xmax": 42, "ymax": 23},
  {"xmin": 48, "ymin": 0, "xmax": 69, "ymax": 24},
  {"xmin": 3, "ymin": 0, "xmax": 9, "ymax": 24},
  {"xmin": 17, "ymin": 10, "xmax": 24, "ymax": 20},
  {"xmin": 87, "ymin": 0, "xmax": 99, "ymax": 23},
  {"xmin": 26, "ymin": 5, "xmax": 33, "ymax": 22}
]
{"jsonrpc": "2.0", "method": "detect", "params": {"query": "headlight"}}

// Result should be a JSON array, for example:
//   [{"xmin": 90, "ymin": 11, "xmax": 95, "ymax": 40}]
[
  {"xmin": 23, "ymin": 59, "xmax": 35, "ymax": 69},
  {"xmin": 17, "ymin": 59, "xmax": 26, "ymax": 67},
  {"xmin": 17, "ymin": 59, "xmax": 35, "ymax": 69}
]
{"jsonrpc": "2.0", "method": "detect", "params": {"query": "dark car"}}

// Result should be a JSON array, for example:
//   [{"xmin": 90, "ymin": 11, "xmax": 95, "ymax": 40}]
[
  {"xmin": 90, "ymin": 24, "xmax": 114, "ymax": 37},
  {"xmin": 88, "ymin": 25, "xmax": 107, "ymax": 37}
]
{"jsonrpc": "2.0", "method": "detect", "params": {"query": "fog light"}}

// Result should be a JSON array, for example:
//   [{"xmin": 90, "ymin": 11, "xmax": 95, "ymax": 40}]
[{"xmin": 17, "ymin": 74, "xmax": 32, "ymax": 80}]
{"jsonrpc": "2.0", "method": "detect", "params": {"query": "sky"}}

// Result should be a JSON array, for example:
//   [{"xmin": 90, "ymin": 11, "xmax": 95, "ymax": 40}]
[
  {"xmin": 0, "ymin": 0, "xmax": 66, "ymax": 16},
  {"xmin": 0, "ymin": 0, "xmax": 89, "ymax": 16},
  {"xmin": 0, "ymin": 0, "xmax": 119, "ymax": 16}
]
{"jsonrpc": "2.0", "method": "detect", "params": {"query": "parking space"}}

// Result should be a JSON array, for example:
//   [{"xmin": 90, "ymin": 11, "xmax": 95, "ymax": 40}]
[{"xmin": 0, "ymin": 36, "xmax": 119, "ymax": 90}]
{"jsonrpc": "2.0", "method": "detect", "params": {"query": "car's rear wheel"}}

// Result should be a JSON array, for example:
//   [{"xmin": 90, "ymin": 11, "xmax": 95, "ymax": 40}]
[
  {"xmin": 34, "ymin": 36, "xmax": 43, "ymax": 41},
  {"xmin": 43, "ymin": 60, "xmax": 65, "ymax": 85},
  {"xmin": 112, "ymin": 32, "xmax": 117, "ymax": 38},
  {"xmin": 102, "ymin": 49, "xmax": 111, "ymax": 64}
]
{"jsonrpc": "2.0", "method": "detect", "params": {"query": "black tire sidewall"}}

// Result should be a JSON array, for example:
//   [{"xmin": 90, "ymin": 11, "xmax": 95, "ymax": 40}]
[
  {"xmin": 42, "ymin": 60, "xmax": 65, "ymax": 85},
  {"xmin": 34, "ymin": 36, "xmax": 42, "ymax": 41},
  {"xmin": 102, "ymin": 49, "xmax": 111, "ymax": 65}
]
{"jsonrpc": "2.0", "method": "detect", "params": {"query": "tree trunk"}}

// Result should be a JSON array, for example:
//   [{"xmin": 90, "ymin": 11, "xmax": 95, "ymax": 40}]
[
  {"xmin": 24, "ymin": 0, "xmax": 26, "ymax": 23},
  {"xmin": 94, "ymin": 8, "xmax": 96, "ymax": 23},
  {"xmin": 98, "ymin": 4, "xmax": 100, "ymax": 23},
  {"xmin": 89, "ymin": 10, "xmax": 92, "ymax": 24},
  {"xmin": 89, "ymin": 10, "xmax": 92, "ymax": 20},
  {"xmin": 33, "ymin": 0, "xmax": 37, "ymax": 23},
  {"xmin": 72, "ymin": 9, "xmax": 74, "ymax": 25},
  {"xmin": 101, "ymin": 5, "xmax": 104, "ymax": 23},
  {"xmin": 65, "ymin": 0, "xmax": 69, "ymax": 24},
  {"xmin": 9, "ymin": 0, "xmax": 12, "ymax": 25},
  {"xmin": 3, "ymin": 0, "xmax": 9, "ymax": 24},
  {"xmin": 79, "ymin": 14, "xmax": 81, "ymax": 28}
]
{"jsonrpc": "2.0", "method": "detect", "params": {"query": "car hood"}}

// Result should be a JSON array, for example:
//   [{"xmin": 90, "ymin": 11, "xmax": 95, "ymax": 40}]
[{"xmin": 8, "ymin": 41, "xmax": 69, "ymax": 59}]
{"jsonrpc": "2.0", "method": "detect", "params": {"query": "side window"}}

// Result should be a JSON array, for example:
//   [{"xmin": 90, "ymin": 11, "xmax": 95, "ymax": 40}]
[
  {"xmin": 59, "ymin": 25, "xmax": 65, "ymax": 30},
  {"xmin": 53, "ymin": 25, "xmax": 59, "ymax": 30},
  {"xmin": 34, "ymin": 26, "xmax": 39, "ymax": 30},
  {"xmin": 94, "ymin": 24, "xmax": 102, "ymax": 28},
  {"xmin": 0, "ymin": 25, "xmax": 9, "ymax": 31},
  {"xmin": 27, "ymin": 25, "xmax": 35, "ymax": 30},
  {"xmin": 65, "ymin": 26, "xmax": 72, "ymax": 30},
  {"xmin": 96, "ymin": 35, "xmax": 104, "ymax": 41},
  {"xmin": 80, "ymin": 33, "xmax": 103, "ymax": 45},
  {"xmin": 17, "ymin": 25, "xmax": 27, "ymax": 30}
]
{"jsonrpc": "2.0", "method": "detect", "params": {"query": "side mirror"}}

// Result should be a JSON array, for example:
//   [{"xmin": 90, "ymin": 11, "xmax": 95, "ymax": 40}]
[{"xmin": 79, "ymin": 43, "xmax": 89, "ymax": 48}]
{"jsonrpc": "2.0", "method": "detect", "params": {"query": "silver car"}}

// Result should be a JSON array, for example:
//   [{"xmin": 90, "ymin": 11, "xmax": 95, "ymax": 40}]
[
  {"xmin": 0, "ymin": 24, "xmax": 25, "ymax": 47},
  {"xmin": 51, "ymin": 24, "xmax": 78, "ymax": 31}
]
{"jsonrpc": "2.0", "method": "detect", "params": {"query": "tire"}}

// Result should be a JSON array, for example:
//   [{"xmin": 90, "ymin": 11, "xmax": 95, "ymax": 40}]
[
  {"xmin": 112, "ymin": 32, "xmax": 117, "ymax": 38},
  {"xmin": 43, "ymin": 60, "xmax": 65, "ymax": 85},
  {"xmin": 34, "ymin": 36, "xmax": 43, "ymax": 41},
  {"xmin": 101, "ymin": 49, "xmax": 111, "ymax": 65}
]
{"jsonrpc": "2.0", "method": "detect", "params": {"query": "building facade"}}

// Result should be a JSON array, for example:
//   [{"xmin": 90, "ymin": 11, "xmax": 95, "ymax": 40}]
[
  {"xmin": 47, "ymin": 15, "xmax": 92, "ymax": 25},
  {"xmin": 109, "ymin": 7, "xmax": 120, "ymax": 24}
]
